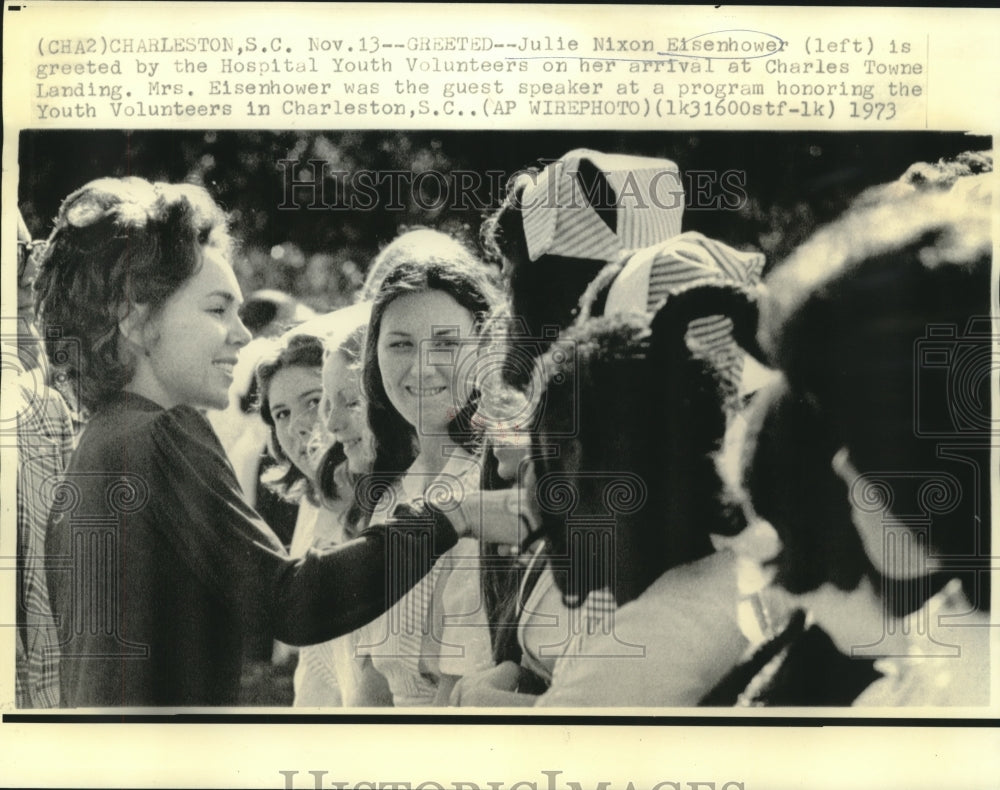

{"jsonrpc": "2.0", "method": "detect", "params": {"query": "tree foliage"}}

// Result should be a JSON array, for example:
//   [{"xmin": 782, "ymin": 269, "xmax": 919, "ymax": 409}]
[{"xmin": 19, "ymin": 130, "xmax": 987, "ymax": 310}]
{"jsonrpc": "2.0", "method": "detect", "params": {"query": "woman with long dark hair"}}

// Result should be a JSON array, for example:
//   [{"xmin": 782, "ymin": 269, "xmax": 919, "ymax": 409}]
[{"xmin": 351, "ymin": 228, "xmax": 512, "ymax": 706}]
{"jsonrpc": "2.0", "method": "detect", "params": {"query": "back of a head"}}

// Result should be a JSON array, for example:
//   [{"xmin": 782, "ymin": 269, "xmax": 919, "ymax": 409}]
[
  {"xmin": 534, "ymin": 301, "xmax": 734, "ymax": 606},
  {"xmin": 484, "ymin": 150, "xmax": 685, "ymax": 386},
  {"xmin": 764, "ymin": 183, "xmax": 991, "ymax": 479},
  {"xmin": 750, "ymin": 181, "xmax": 992, "ymax": 603},
  {"xmin": 239, "ymin": 289, "xmax": 316, "ymax": 338}
]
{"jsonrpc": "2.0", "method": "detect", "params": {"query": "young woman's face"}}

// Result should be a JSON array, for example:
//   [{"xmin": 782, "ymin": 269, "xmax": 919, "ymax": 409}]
[
  {"xmin": 322, "ymin": 351, "xmax": 374, "ymax": 473},
  {"xmin": 267, "ymin": 365, "xmax": 323, "ymax": 476},
  {"xmin": 135, "ymin": 246, "xmax": 252, "ymax": 410},
  {"xmin": 376, "ymin": 289, "xmax": 477, "ymax": 437}
]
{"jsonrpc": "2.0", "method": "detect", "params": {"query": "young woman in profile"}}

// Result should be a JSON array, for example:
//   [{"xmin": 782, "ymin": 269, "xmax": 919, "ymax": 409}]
[
  {"xmin": 257, "ymin": 304, "xmax": 391, "ymax": 707},
  {"xmin": 457, "ymin": 190, "xmax": 778, "ymax": 706},
  {"xmin": 254, "ymin": 327, "xmax": 340, "ymax": 705},
  {"xmin": 732, "ymin": 181, "xmax": 992, "ymax": 706},
  {"xmin": 35, "ymin": 178, "xmax": 466, "ymax": 707}
]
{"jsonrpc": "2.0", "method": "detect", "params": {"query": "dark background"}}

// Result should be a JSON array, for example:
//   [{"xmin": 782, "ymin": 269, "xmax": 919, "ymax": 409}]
[{"xmin": 18, "ymin": 130, "xmax": 990, "ymax": 311}]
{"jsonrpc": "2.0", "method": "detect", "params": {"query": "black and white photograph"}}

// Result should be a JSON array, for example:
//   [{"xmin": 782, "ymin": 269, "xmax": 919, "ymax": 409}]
[
  {"xmin": 11, "ymin": 128, "xmax": 994, "ymax": 709},
  {"xmin": 3, "ymin": 4, "xmax": 998, "ymax": 789}
]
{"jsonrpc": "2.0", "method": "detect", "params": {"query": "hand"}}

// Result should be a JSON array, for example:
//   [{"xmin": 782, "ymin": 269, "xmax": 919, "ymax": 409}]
[
  {"xmin": 421, "ymin": 486, "xmax": 529, "ymax": 546},
  {"xmin": 463, "ymin": 488, "xmax": 539, "ymax": 547},
  {"xmin": 425, "ymin": 453, "xmax": 537, "ymax": 546},
  {"xmin": 494, "ymin": 444, "xmax": 531, "ymax": 484},
  {"xmin": 449, "ymin": 661, "xmax": 522, "ymax": 707}
]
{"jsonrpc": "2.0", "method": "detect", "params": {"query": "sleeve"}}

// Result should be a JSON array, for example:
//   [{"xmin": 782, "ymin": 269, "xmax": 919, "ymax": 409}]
[{"xmin": 149, "ymin": 407, "xmax": 460, "ymax": 646}]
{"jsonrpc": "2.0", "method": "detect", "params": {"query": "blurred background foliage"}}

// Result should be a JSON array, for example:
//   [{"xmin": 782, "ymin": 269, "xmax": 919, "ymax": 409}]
[{"xmin": 18, "ymin": 130, "xmax": 988, "ymax": 311}]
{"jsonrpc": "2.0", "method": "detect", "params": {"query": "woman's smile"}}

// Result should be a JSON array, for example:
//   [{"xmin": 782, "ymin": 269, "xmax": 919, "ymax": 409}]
[
  {"xmin": 405, "ymin": 384, "xmax": 447, "ymax": 397},
  {"xmin": 377, "ymin": 289, "xmax": 477, "ymax": 436}
]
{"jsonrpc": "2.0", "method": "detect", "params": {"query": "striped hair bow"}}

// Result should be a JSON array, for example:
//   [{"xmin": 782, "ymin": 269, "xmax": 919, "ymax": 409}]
[
  {"xmin": 605, "ymin": 231, "xmax": 768, "ymax": 405},
  {"xmin": 520, "ymin": 149, "xmax": 684, "ymax": 263}
]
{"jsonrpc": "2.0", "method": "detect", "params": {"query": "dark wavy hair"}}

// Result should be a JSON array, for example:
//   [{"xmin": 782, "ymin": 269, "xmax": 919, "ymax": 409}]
[
  {"xmin": 742, "ymin": 183, "xmax": 992, "ymax": 612},
  {"xmin": 360, "ymin": 226, "xmax": 493, "ymax": 302},
  {"xmin": 256, "ymin": 333, "xmax": 325, "ymax": 504},
  {"xmin": 533, "ymin": 292, "xmax": 741, "ymax": 608},
  {"xmin": 360, "ymin": 232, "xmax": 504, "ymax": 520},
  {"xmin": 33, "ymin": 177, "xmax": 231, "ymax": 412}
]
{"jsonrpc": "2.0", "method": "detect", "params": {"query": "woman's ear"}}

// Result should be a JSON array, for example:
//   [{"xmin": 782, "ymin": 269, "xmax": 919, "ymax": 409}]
[
  {"xmin": 118, "ymin": 302, "xmax": 152, "ymax": 352},
  {"xmin": 830, "ymin": 446, "xmax": 924, "ymax": 579},
  {"xmin": 830, "ymin": 446, "xmax": 856, "ymax": 486},
  {"xmin": 830, "ymin": 446, "xmax": 876, "ymax": 545}
]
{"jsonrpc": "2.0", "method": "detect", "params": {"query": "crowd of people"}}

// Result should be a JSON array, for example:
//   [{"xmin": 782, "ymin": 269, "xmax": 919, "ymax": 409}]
[{"xmin": 10, "ymin": 146, "xmax": 993, "ymax": 708}]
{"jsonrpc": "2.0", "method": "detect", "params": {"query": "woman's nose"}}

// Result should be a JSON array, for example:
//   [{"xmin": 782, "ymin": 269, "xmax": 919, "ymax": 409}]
[
  {"xmin": 292, "ymin": 406, "xmax": 317, "ymax": 439},
  {"xmin": 419, "ymin": 354, "xmax": 451, "ymax": 384},
  {"xmin": 327, "ymin": 403, "xmax": 345, "ymax": 433},
  {"xmin": 319, "ymin": 397, "xmax": 334, "ymax": 431},
  {"xmin": 230, "ymin": 315, "xmax": 253, "ymax": 347}
]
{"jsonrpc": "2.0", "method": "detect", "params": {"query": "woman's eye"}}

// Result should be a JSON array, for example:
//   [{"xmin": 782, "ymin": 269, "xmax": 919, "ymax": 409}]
[
  {"xmin": 346, "ymin": 400, "xmax": 361, "ymax": 410},
  {"xmin": 272, "ymin": 409, "xmax": 289, "ymax": 422},
  {"xmin": 207, "ymin": 307, "xmax": 227, "ymax": 316},
  {"xmin": 307, "ymin": 396, "xmax": 322, "ymax": 410},
  {"xmin": 388, "ymin": 339, "xmax": 413, "ymax": 350}
]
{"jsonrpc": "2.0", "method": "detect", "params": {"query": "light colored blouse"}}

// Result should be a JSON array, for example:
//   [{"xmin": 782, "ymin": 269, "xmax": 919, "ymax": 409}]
[
  {"xmin": 288, "ymin": 499, "xmax": 365, "ymax": 707},
  {"xmin": 356, "ymin": 470, "xmax": 494, "ymax": 706},
  {"xmin": 853, "ymin": 579, "xmax": 991, "ymax": 707},
  {"xmin": 535, "ymin": 549, "xmax": 749, "ymax": 707},
  {"xmin": 517, "ymin": 544, "xmax": 617, "ymax": 685}
]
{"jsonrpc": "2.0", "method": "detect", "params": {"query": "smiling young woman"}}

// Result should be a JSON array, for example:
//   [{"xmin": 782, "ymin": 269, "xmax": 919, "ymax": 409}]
[
  {"xmin": 120, "ymin": 244, "xmax": 250, "ymax": 410},
  {"xmin": 33, "ymin": 178, "xmax": 467, "ymax": 707},
  {"xmin": 256, "ymin": 334, "xmax": 326, "ymax": 507},
  {"xmin": 352, "ymin": 228, "xmax": 509, "ymax": 706}
]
